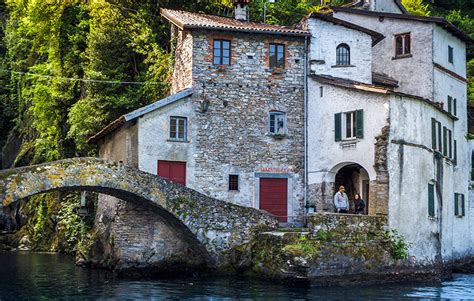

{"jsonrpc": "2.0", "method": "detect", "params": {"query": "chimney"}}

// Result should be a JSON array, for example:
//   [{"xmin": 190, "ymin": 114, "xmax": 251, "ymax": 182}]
[{"xmin": 234, "ymin": 0, "xmax": 250, "ymax": 21}]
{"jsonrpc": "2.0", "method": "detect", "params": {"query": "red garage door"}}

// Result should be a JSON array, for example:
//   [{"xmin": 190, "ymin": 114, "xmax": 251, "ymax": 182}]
[
  {"xmin": 259, "ymin": 178, "xmax": 288, "ymax": 223},
  {"xmin": 157, "ymin": 160, "xmax": 186, "ymax": 186}
]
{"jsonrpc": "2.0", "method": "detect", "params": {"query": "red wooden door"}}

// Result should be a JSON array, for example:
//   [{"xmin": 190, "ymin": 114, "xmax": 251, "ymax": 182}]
[
  {"xmin": 157, "ymin": 160, "xmax": 186, "ymax": 186},
  {"xmin": 259, "ymin": 178, "xmax": 288, "ymax": 222}
]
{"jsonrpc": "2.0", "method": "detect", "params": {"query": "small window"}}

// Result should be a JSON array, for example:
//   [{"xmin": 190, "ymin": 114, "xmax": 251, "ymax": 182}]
[
  {"xmin": 447, "ymin": 96, "xmax": 453, "ymax": 114},
  {"xmin": 213, "ymin": 39, "xmax": 231, "ymax": 65},
  {"xmin": 428, "ymin": 183, "xmax": 435, "ymax": 217},
  {"xmin": 335, "ymin": 110, "xmax": 363, "ymax": 141},
  {"xmin": 269, "ymin": 111, "xmax": 286, "ymax": 134},
  {"xmin": 269, "ymin": 43, "xmax": 285, "ymax": 68},
  {"xmin": 454, "ymin": 193, "xmax": 465, "ymax": 217},
  {"xmin": 229, "ymin": 175, "xmax": 239, "ymax": 191},
  {"xmin": 169, "ymin": 117, "xmax": 187, "ymax": 141},
  {"xmin": 336, "ymin": 43, "xmax": 350, "ymax": 65},
  {"xmin": 443, "ymin": 126, "xmax": 448, "ymax": 157},
  {"xmin": 448, "ymin": 46, "xmax": 454, "ymax": 64},
  {"xmin": 395, "ymin": 33, "xmax": 411, "ymax": 57}
]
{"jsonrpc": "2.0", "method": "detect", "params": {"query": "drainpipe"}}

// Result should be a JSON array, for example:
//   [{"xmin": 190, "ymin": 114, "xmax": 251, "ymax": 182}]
[{"xmin": 304, "ymin": 35, "xmax": 309, "ymax": 225}]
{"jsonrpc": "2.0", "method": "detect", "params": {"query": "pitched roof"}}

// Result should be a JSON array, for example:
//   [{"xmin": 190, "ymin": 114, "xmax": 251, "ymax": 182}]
[
  {"xmin": 332, "ymin": 7, "xmax": 473, "ymax": 44},
  {"xmin": 160, "ymin": 8, "xmax": 310, "ymax": 37},
  {"xmin": 304, "ymin": 12, "xmax": 385, "ymax": 46},
  {"xmin": 342, "ymin": 0, "xmax": 408, "ymax": 14},
  {"xmin": 88, "ymin": 88, "xmax": 193, "ymax": 144},
  {"xmin": 372, "ymin": 72, "xmax": 399, "ymax": 88},
  {"xmin": 311, "ymin": 74, "xmax": 457, "ymax": 120}
]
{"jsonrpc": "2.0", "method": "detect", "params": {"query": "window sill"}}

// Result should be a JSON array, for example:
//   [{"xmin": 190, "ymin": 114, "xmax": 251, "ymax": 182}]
[
  {"xmin": 269, "ymin": 67, "xmax": 285, "ymax": 74},
  {"xmin": 428, "ymin": 216, "xmax": 439, "ymax": 221},
  {"xmin": 167, "ymin": 139, "xmax": 190, "ymax": 143},
  {"xmin": 331, "ymin": 64, "xmax": 355, "ymax": 68},
  {"xmin": 338, "ymin": 139, "xmax": 359, "ymax": 148},
  {"xmin": 267, "ymin": 133, "xmax": 287, "ymax": 140},
  {"xmin": 392, "ymin": 54, "xmax": 412, "ymax": 60}
]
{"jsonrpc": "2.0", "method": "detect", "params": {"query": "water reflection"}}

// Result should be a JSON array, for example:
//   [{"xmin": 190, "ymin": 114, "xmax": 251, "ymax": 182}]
[{"xmin": 0, "ymin": 252, "xmax": 473, "ymax": 300}]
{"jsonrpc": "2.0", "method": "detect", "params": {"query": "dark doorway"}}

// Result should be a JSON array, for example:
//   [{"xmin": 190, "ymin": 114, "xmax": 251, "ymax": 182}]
[{"xmin": 334, "ymin": 164, "xmax": 369, "ymax": 214}]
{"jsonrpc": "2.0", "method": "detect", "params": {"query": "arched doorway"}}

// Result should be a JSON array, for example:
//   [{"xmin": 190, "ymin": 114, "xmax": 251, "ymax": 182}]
[{"xmin": 334, "ymin": 163, "xmax": 370, "ymax": 214}]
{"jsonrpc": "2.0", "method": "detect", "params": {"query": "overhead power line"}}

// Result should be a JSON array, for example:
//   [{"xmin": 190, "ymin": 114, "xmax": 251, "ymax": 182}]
[{"xmin": 0, "ymin": 69, "xmax": 168, "ymax": 86}]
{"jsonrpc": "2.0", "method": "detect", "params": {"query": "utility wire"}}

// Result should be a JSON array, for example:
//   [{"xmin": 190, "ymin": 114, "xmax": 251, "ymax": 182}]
[{"xmin": 0, "ymin": 69, "xmax": 168, "ymax": 85}]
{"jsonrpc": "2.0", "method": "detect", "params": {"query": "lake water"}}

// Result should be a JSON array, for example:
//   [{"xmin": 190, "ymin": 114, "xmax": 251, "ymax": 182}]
[{"xmin": 0, "ymin": 252, "xmax": 473, "ymax": 300}]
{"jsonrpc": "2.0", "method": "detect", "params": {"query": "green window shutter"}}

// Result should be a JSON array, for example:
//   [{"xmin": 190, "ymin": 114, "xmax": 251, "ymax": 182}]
[
  {"xmin": 462, "ymin": 194, "xmax": 466, "ymax": 217},
  {"xmin": 448, "ymin": 130, "xmax": 452, "ymax": 158},
  {"xmin": 454, "ymin": 193, "xmax": 459, "ymax": 216},
  {"xmin": 335, "ymin": 113, "xmax": 342, "ymax": 142},
  {"xmin": 428, "ymin": 183, "xmax": 435, "ymax": 217},
  {"xmin": 454, "ymin": 98, "xmax": 457, "ymax": 116},
  {"xmin": 448, "ymin": 96, "xmax": 452, "ymax": 114},
  {"xmin": 356, "ymin": 109, "xmax": 364, "ymax": 139},
  {"xmin": 437, "ymin": 122, "xmax": 442, "ymax": 153},
  {"xmin": 431, "ymin": 118, "xmax": 437, "ymax": 149},
  {"xmin": 443, "ymin": 127, "xmax": 448, "ymax": 156},
  {"xmin": 454, "ymin": 140, "xmax": 457, "ymax": 165}
]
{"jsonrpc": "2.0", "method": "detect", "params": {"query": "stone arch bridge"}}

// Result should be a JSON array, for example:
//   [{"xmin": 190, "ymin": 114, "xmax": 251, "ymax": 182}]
[{"xmin": 0, "ymin": 158, "xmax": 277, "ymax": 271}]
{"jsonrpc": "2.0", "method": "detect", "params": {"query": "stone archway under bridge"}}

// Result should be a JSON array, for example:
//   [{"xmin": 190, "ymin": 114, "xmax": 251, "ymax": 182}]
[{"xmin": 0, "ymin": 158, "xmax": 278, "ymax": 272}]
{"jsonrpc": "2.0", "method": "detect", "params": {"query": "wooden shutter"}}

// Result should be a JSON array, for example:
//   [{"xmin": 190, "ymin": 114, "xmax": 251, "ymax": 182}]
[
  {"xmin": 335, "ymin": 113, "xmax": 342, "ymax": 142},
  {"xmin": 448, "ymin": 130, "xmax": 452, "ymax": 158},
  {"xmin": 443, "ymin": 127, "xmax": 448, "ymax": 156},
  {"xmin": 454, "ymin": 98, "xmax": 457, "ymax": 116},
  {"xmin": 454, "ymin": 140, "xmax": 457, "ymax": 165},
  {"xmin": 462, "ymin": 194, "xmax": 466, "ymax": 216},
  {"xmin": 454, "ymin": 193, "xmax": 459, "ymax": 216},
  {"xmin": 448, "ymin": 96, "xmax": 452, "ymax": 114},
  {"xmin": 431, "ymin": 118, "xmax": 437, "ymax": 149},
  {"xmin": 356, "ymin": 110, "xmax": 364, "ymax": 139},
  {"xmin": 428, "ymin": 183, "xmax": 435, "ymax": 217},
  {"xmin": 437, "ymin": 122, "xmax": 442, "ymax": 153}
]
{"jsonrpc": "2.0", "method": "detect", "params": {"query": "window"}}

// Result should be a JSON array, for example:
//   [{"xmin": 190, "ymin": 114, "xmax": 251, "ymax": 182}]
[
  {"xmin": 336, "ymin": 43, "xmax": 350, "ymax": 65},
  {"xmin": 454, "ymin": 140, "xmax": 457, "ymax": 165},
  {"xmin": 335, "ymin": 110, "xmax": 363, "ymax": 141},
  {"xmin": 443, "ymin": 126, "xmax": 448, "ymax": 157},
  {"xmin": 213, "ymin": 39, "xmax": 231, "ymax": 65},
  {"xmin": 395, "ymin": 33, "xmax": 411, "ymax": 57},
  {"xmin": 448, "ymin": 129, "xmax": 452, "ymax": 159},
  {"xmin": 448, "ymin": 46, "xmax": 454, "ymax": 64},
  {"xmin": 454, "ymin": 193, "xmax": 465, "ymax": 217},
  {"xmin": 269, "ymin": 43, "xmax": 285, "ymax": 68},
  {"xmin": 447, "ymin": 96, "xmax": 457, "ymax": 115},
  {"xmin": 169, "ymin": 117, "xmax": 187, "ymax": 141},
  {"xmin": 269, "ymin": 111, "xmax": 286, "ymax": 134},
  {"xmin": 447, "ymin": 96, "xmax": 453, "ymax": 114},
  {"xmin": 229, "ymin": 175, "xmax": 239, "ymax": 191},
  {"xmin": 428, "ymin": 183, "xmax": 435, "ymax": 217}
]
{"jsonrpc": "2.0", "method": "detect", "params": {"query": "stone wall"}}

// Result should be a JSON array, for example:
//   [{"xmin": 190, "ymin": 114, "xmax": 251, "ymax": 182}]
[
  {"xmin": 171, "ymin": 26, "xmax": 193, "ymax": 94},
  {"xmin": 188, "ymin": 30, "xmax": 306, "ymax": 223}
]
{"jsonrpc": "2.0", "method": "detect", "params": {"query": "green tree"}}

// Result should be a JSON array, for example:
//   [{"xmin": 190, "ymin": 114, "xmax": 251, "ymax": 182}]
[{"xmin": 402, "ymin": 0, "xmax": 430, "ymax": 16}]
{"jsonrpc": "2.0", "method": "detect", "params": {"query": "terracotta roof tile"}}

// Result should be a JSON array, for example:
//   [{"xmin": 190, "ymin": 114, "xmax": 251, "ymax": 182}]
[{"xmin": 160, "ymin": 8, "xmax": 310, "ymax": 37}]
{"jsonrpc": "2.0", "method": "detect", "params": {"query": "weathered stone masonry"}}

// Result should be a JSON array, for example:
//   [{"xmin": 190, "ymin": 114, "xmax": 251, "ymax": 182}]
[{"xmin": 189, "ymin": 31, "xmax": 307, "ymax": 222}]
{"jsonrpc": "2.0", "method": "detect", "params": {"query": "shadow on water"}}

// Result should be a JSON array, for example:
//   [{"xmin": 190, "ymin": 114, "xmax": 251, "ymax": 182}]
[{"xmin": 0, "ymin": 252, "xmax": 473, "ymax": 300}]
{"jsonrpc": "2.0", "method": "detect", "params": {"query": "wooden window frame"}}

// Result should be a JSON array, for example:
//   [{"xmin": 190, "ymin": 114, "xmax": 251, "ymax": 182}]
[
  {"xmin": 213, "ymin": 39, "xmax": 231, "ymax": 66},
  {"xmin": 394, "ymin": 32, "xmax": 411, "ymax": 58},
  {"xmin": 336, "ymin": 43, "xmax": 351, "ymax": 66},
  {"xmin": 228, "ymin": 174, "xmax": 239, "ymax": 191},
  {"xmin": 169, "ymin": 116, "xmax": 187, "ymax": 142},
  {"xmin": 269, "ymin": 43, "xmax": 285, "ymax": 69}
]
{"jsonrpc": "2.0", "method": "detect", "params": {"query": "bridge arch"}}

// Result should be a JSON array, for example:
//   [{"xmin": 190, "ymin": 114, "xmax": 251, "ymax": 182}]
[{"xmin": 0, "ymin": 158, "xmax": 278, "ymax": 267}]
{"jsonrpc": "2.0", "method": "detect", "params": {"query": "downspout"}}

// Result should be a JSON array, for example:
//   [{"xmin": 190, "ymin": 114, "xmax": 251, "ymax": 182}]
[{"xmin": 304, "ymin": 35, "xmax": 309, "ymax": 225}]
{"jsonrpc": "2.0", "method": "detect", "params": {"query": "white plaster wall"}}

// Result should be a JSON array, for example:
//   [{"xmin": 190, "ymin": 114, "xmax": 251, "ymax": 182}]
[
  {"xmin": 387, "ymin": 95, "xmax": 473, "ymax": 263},
  {"xmin": 307, "ymin": 18, "xmax": 373, "ymax": 84},
  {"xmin": 334, "ymin": 12, "xmax": 434, "ymax": 100},
  {"xmin": 307, "ymin": 80, "xmax": 390, "ymax": 186},
  {"xmin": 138, "ymin": 96, "xmax": 197, "ymax": 187},
  {"xmin": 433, "ymin": 25, "xmax": 467, "ymax": 78},
  {"xmin": 373, "ymin": 0, "xmax": 404, "ymax": 14}
]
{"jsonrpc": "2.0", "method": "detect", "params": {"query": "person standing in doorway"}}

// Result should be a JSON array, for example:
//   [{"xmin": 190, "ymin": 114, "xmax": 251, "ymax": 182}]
[
  {"xmin": 334, "ymin": 186, "xmax": 349, "ymax": 213},
  {"xmin": 353, "ymin": 193, "xmax": 366, "ymax": 214}
]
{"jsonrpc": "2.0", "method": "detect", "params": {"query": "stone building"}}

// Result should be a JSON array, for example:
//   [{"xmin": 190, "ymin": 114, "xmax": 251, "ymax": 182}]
[
  {"xmin": 301, "ymin": 0, "xmax": 473, "ymax": 265},
  {"xmin": 89, "ymin": 3, "xmax": 309, "ymax": 225},
  {"xmin": 89, "ymin": 0, "xmax": 474, "ymax": 266}
]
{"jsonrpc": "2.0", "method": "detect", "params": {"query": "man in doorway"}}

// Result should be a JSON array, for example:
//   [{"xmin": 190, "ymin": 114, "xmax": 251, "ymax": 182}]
[{"xmin": 334, "ymin": 186, "xmax": 349, "ymax": 213}]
